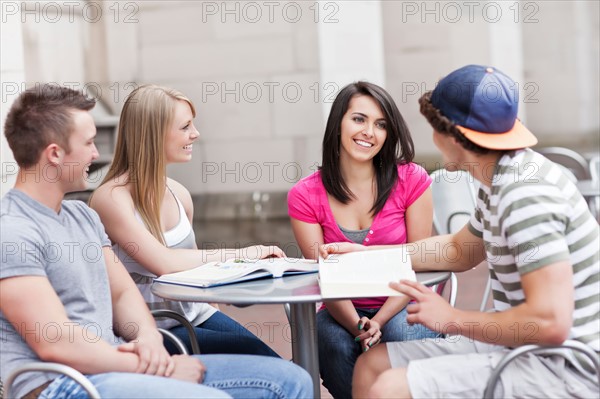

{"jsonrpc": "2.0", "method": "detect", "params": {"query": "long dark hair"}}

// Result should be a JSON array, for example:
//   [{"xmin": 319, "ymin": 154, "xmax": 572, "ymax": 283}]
[{"xmin": 321, "ymin": 81, "xmax": 415, "ymax": 215}]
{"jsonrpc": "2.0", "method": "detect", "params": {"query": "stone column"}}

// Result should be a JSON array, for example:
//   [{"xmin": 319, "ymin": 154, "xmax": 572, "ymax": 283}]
[{"xmin": 1, "ymin": 3, "xmax": 25, "ymax": 197}]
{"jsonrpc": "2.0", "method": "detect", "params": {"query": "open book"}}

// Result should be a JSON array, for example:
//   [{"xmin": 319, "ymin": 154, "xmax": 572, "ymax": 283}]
[
  {"xmin": 318, "ymin": 247, "xmax": 415, "ymax": 299},
  {"xmin": 154, "ymin": 258, "xmax": 318, "ymax": 288}
]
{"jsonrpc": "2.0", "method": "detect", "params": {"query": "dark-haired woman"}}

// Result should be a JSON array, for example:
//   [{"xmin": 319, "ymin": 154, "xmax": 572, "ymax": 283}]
[{"xmin": 287, "ymin": 82, "xmax": 439, "ymax": 398}]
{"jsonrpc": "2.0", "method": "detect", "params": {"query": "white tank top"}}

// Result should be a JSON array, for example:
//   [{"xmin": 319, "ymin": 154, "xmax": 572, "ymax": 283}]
[{"xmin": 112, "ymin": 189, "xmax": 216, "ymax": 328}]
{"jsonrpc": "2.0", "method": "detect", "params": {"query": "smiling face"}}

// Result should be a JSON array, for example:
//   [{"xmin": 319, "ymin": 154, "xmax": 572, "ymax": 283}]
[
  {"xmin": 339, "ymin": 95, "xmax": 387, "ymax": 165},
  {"xmin": 61, "ymin": 110, "xmax": 99, "ymax": 192},
  {"xmin": 165, "ymin": 100, "xmax": 199, "ymax": 164}
]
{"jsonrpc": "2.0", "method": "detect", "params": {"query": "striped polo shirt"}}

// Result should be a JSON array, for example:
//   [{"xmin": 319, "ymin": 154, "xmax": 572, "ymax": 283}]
[{"xmin": 468, "ymin": 148, "xmax": 599, "ymax": 352}]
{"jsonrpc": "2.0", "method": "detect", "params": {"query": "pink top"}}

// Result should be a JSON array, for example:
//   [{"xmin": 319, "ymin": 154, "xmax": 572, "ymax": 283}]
[{"xmin": 288, "ymin": 163, "xmax": 432, "ymax": 308}]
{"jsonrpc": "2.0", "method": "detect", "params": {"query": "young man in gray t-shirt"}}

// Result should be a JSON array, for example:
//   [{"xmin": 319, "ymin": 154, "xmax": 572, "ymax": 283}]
[{"xmin": 0, "ymin": 84, "xmax": 311, "ymax": 398}]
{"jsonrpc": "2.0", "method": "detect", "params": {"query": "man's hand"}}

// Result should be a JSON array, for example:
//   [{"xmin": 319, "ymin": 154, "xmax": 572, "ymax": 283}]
[
  {"xmin": 354, "ymin": 317, "xmax": 382, "ymax": 353},
  {"xmin": 390, "ymin": 280, "xmax": 454, "ymax": 333},
  {"xmin": 169, "ymin": 355, "xmax": 206, "ymax": 384},
  {"xmin": 319, "ymin": 242, "xmax": 366, "ymax": 259},
  {"xmin": 118, "ymin": 332, "xmax": 174, "ymax": 376}
]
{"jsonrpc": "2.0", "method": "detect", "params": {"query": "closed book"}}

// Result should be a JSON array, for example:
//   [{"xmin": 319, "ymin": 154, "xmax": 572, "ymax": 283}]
[{"xmin": 318, "ymin": 247, "xmax": 415, "ymax": 299}]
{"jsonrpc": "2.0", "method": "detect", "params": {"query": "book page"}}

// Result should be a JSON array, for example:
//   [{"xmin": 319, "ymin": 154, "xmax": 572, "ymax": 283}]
[
  {"xmin": 224, "ymin": 258, "xmax": 318, "ymax": 277},
  {"xmin": 156, "ymin": 262, "xmax": 262, "ymax": 286},
  {"xmin": 155, "ymin": 258, "xmax": 317, "ymax": 287},
  {"xmin": 318, "ymin": 247, "xmax": 415, "ymax": 299}
]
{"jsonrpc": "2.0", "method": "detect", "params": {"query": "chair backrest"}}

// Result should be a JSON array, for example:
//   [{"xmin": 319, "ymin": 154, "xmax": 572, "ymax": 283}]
[
  {"xmin": 536, "ymin": 147, "xmax": 591, "ymax": 181},
  {"xmin": 589, "ymin": 155, "xmax": 599, "ymax": 182},
  {"xmin": 430, "ymin": 169, "xmax": 478, "ymax": 235},
  {"xmin": 429, "ymin": 169, "xmax": 479, "ymax": 308}
]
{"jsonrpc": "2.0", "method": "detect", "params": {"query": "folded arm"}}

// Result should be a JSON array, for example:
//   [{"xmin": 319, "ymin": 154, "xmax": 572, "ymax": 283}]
[
  {"xmin": 0, "ymin": 275, "xmax": 140, "ymax": 374},
  {"xmin": 104, "ymin": 246, "xmax": 174, "ymax": 375}
]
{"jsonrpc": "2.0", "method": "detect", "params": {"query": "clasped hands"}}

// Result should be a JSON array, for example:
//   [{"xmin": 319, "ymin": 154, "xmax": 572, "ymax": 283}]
[
  {"xmin": 118, "ymin": 335, "xmax": 205, "ymax": 384},
  {"xmin": 354, "ymin": 317, "xmax": 382, "ymax": 353}
]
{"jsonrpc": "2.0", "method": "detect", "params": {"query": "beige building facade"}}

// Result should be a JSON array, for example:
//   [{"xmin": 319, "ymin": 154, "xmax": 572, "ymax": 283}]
[{"xmin": 2, "ymin": 0, "xmax": 599, "ymax": 198}]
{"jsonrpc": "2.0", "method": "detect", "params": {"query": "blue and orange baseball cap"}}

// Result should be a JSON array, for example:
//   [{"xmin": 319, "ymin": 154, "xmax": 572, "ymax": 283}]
[{"xmin": 430, "ymin": 65, "xmax": 538, "ymax": 150}]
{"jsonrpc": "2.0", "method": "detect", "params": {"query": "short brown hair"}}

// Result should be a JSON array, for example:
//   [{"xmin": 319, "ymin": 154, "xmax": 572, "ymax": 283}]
[
  {"xmin": 4, "ymin": 84, "xmax": 96, "ymax": 167},
  {"xmin": 419, "ymin": 91, "xmax": 491, "ymax": 155}
]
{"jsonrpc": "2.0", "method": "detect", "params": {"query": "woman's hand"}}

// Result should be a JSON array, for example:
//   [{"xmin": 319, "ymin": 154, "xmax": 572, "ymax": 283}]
[
  {"xmin": 242, "ymin": 245, "xmax": 285, "ymax": 260},
  {"xmin": 354, "ymin": 317, "xmax": 382, "ymax": 353},
  {"xmin": 319, "ymin": 242, "xmax": 366, "ymax": 259}
]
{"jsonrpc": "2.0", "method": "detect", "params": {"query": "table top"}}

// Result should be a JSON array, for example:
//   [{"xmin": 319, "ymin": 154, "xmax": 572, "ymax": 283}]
[{"xmin": 151, "ymin": 271, "xmax": 451, "ymax": 306}]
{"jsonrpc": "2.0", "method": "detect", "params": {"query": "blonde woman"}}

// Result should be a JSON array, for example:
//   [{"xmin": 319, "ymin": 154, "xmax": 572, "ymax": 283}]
[{"xmin": 90, "ymin": 85, "xmax": 281, "ymax": 357}]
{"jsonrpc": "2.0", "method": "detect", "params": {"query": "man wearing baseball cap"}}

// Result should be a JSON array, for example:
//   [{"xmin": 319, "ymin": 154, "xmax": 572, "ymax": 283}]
[{"xmin": 324, "ymin": 65, "xmax": 599, "ymax": 397}]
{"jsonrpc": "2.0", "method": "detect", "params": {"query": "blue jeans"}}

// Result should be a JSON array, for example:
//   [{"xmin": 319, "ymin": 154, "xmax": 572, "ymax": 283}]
[
  {"xmin": 39, "ymin": 354, "xmax": 312, "ymax": 398},
  {"xmin": 317, "ymin": 307, "xmax": 441, "ymax": 399},
  {"xmin": 166, "ymin": 311, "xmax": 279, "ymax": 358}
]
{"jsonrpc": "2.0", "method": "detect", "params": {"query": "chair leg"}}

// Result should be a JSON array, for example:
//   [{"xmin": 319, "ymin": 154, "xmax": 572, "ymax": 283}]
[
  {"xmin": 158, "ymin": 328, "xmax": 189, "ymax": 355},
  {"xmin": 151, "ymin": 309, "xmax": 201, "ymax": 354}
]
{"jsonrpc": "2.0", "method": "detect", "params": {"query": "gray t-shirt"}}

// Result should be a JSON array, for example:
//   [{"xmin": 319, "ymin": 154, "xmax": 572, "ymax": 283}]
[{"xmin": 0, "ymin": 189, "xmax": 123, "ymax": 398}]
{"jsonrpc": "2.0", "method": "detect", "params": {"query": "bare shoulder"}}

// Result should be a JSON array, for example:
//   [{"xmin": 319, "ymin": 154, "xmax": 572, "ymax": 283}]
[
  {"xmin": 167, "ymin": 178, "xmax": 194, "ymax": 215},
  {"xmin": 90, "ymin": 176, "xmax": 133, "ymax": 212}
]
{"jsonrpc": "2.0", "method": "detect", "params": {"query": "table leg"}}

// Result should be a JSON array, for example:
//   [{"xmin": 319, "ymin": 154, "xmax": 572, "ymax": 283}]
[{"xmin": 290, "ymin": 303, "xmax": 320, "ymax": 399}]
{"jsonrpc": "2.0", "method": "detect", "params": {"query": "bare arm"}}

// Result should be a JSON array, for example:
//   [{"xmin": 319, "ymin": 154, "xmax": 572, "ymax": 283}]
[
  {"xmin": 290, "ymin": 217, "xmax": 362, "ymax": 334},
  {"xmin": 405, "ymin": 187, "xmax": 433, "ymax": 243},
  {"xmin": 407, "ymin": 223, "xmax": 486, "ymax": 272},
  {"xmin": 0, "ymin": 276, "xmax": 140, "ymax": 374},
  {"xmin": 106, "ymin": 246, "xmax": 160, "ymax": 341},
  {"xmin": 104, "ymin": 246, "xmax": 175, "ymax": 376},
  {"xmin": 90, "ymin": 182, "xmax": 283, "ymax": 276},
  {"xmin": 320, "ymin": 223, "xmax": 486, "ymax": 273},
  {"xmin": 392, "ymin": 260, "xmax": 573, "ymax": 346},
  {"xmin": 370, "ymin": 189, "xmax": 433, "ymax": 330}
]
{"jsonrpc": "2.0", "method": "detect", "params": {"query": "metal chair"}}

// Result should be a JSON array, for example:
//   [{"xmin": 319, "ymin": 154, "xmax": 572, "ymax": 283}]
[
  {"xmin": 590, "ymin": 156, "xmax": 600, "ymax": 182},
  {"xmin": 151, "ymin": 309, "xmax": 201, "ymax": 355},
  {"xmin": 537, "ymin": 147, "xmax": 591, "ymax": 181},
  {"xmin": 483, "ymin": 339, "xmax": 600, "ymax": 398},
  {"xmin": 430, "ymin": 169, "xmax": 478, "ymax": 235},
  {"xmin": 3, "ymin": 311, "xmax": 195, "ymax": 398},
  {"xmin": 4, "ymin": 363, "xmax": 101, "ymax": 399},
  {"xmin": 429, "ymin": 169, "xmax": 481, "ymax": 307}
]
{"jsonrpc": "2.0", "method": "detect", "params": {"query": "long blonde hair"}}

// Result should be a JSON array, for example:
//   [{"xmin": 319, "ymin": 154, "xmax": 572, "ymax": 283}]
[{"xmin": 101, "ymin": 85, "xmax": 196, "ymax": 244}]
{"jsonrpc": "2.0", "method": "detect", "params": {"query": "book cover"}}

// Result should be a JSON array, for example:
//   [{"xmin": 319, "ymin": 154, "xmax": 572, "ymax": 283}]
[
  {"xmin": 154, "ymin": 258, "xmax": 318, "ymax": 288},
  {"xmin": 318, "ymin": 247, "xmax": 415, "ymax": 299}
]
